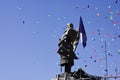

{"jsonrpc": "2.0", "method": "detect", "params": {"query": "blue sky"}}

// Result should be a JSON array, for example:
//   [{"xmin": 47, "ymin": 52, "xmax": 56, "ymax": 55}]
[{"xmin": 0, "ymin": 0, "xmax": 120, "ymax": 80}]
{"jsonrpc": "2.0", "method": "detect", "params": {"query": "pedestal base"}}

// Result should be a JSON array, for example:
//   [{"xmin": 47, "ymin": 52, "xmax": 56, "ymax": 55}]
[{"xmin": 51, "ymin": 68, "xmax": 102, "ymax": 80}]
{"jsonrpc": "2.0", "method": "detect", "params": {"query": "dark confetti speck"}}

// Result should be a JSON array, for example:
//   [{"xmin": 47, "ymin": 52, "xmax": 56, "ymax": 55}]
[
  {"xmin": 85, "ymin": 65, "xmax": 87, "ymax": 67},
  {"xmin": 90, "ymin": 56, "xmax": 93, "ymax": 59},
  {"xmin": 87, "ymin": 5, "xmax": 89, "ymax": 8},
  {"xmin": 22, "ymin": 21, "xmax": 25, "ymax": 24},
  {"xmin": 105, "ymin": 16, "xmax": 108, "ymax": 19},
  {"xmin": 105, "ymin": 69, "xmax": 108, "ymax": 72},
  {"xmin": 98, "ymin": 33, "xmax": 101, "ymax": 35},
  {"xmin": 115, "ymin": 0, "xmax": 118, "ymax": 3},
  {"xmin": 94, "ymin": 60, "xmax": 97, "ymax": 62},
  {"xmin": 97, "ymin": 30, "xmax": 100, "ymax": 32},
  {"xmin": 101, "ymin": 46, "xmax": 104, "ymax": 48}
]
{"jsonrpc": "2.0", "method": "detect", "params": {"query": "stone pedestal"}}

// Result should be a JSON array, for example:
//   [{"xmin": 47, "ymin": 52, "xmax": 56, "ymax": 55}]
[{"xmin": 51, "ymin": 68, "xmax": 102, "ymax": 80}]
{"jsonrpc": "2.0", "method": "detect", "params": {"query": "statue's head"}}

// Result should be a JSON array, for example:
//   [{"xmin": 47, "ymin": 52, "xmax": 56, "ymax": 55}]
[{"xmin": 66, "ymin": 23, "xmax": 73, "ymax": 29}]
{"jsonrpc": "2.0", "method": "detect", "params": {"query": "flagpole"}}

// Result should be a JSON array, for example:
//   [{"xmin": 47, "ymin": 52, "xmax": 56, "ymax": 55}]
[
  {"xmin": 105, "ymin": 40, "xmax": 108, "ymax": 80},
  {"xmin": 115, "ymin": 63, "xmax": 118, "ymax": 79}
]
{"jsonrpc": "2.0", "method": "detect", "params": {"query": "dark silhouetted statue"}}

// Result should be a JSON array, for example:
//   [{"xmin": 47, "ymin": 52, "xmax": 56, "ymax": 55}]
[{"xmin": 57, "ymin": 23, "xmax": 80, "ymax": 73}]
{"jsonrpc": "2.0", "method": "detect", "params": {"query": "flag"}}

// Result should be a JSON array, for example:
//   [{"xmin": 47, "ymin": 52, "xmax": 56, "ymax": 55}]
[{"xmin": 78, "ymin": 16, "xmax": 87, "ymax": 48}]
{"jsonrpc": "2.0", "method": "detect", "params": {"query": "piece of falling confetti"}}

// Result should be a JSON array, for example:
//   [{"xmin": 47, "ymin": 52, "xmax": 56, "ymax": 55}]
[
  {"xmin": 118, "ymin": 12, "xmax": 120, "ymax": 16},
  {"xmin": 87, "ymin": 21, "xmax": 91, "ymax": 24},
  {"xmin": 87, "ymin": 5, "xmax": 89, "ymax": 8},
  {"xmin": 17, "ymin": 6, "xmax": 22, "ymax": 11},
  {"xmin": 109, "ymin": 8, "xmax": 113, "ymax": 14},
  {"xmin": 110, "ymin": 11, "xmax": 113, "ymax": 14},
  {"xmin": 118, "ymin": 49, "xmax": 120, "ymax": 54},
  {"xmin": 105, "ymin": 16, "xmax": 108, "ymax": 19},
  {"xmin": 32, "ymin": 31, "xmax": 36, "ymax": 34},
  {"xmin": 22, "ymin": 21, "xmax": 25, "ymax": 24},
  {"xmin": 99, "ymin": 58, "xmax": 103, "ymax": 61},
  {"xmin": 82, "ymin": 6, "xmax": 86, "ymax": 10},
  {"xmin": 91, "ymin": 32, "xmax": 95, "ymax": 35},
  {"xmin": 97, "ymin": 13, "xmax": 101, "ymax": 16},
  {"xmin": 92, "ymin": 38, "xmax": 95, "ymax": 41},
  {"xmin": 85, "ymin": 65, "xmax": 87, "ymax": 67},
  {"xmin": 95, "ymin": 7, "xmax": 99, "ymax": 10},
  {"xmin": 101, "ymin": 39, "xmax": 104, "ymax": 41},
  {"xmin": 100, "ymin": 65, "xmax": 104, "ymax": 68},
  {"xmin": 105, "ymin": 69, "xmax": 108, "ymax": 72},
  {"xmin": 57, "ymin": 18, "xmax": 61, "ymax": 21},
  {"xmin": 104, "ymin": 34, "xmax": 110, "ymax": 37},
  {"xmin": 98, "ymin": 33, "xmax": 101, "ymax": 35},
  {"xmin": 101, "ymin": 45, "xmax": 104, "ymax": 48},
  {"xmin": 90, "ymin": 56, "xmax": 93, "ymax": 59},
  {"xmin": 110, "ymin": 15, "xmax": 113, "ymax": 20},
  {"xmin": 94, "ymin": 60, "xmax": 97, "ymax": 62},
  {"xmin": 115, "ymin": 0, "xmax": 118, "ymax": 3},
  {"xmin": 63, "ymin": 17, "xmax": 66, "ymax": 19},
  {"xmin": 48, "ymin": 13, "xmax": 51, "ymax": 17},
  {"xmin": 75, "ymin": 5, "xmax": 79, "ymax": 9},
  {"xmin": 118, "ymin": 35, "xmax": 120, "ymax": 38},
  {"xmin": 94, "ymin": 49, "xmax": 97, "ymax": 52},
  {"xmin": 101, "ymin": 27, "xmax": 104, "ymax": 30},
  {"xmin": 108, "ymin": 5, "xmax": 111, "ymax": 9},
  {"xmin": 36, "ymin": 21, "xmax": 40, "ymax": 24}
]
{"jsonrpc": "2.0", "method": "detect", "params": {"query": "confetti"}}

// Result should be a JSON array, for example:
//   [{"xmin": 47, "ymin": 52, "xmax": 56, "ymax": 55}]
[
  {"xmin": 32, "ymin": 31, "xmax": 36, "ymax": 34},
  {"xmin": 99, "ymin": 58, "xmax": 103, "ymax": 61},
  {"xmin": 105, "ymin": 16, "xmax": 108, "ymax": 19},
  {"xmin": 118, "ymin": 12, "xmax": 120, "ymax": 16},
  {"xmin": 22, "ymin": 21, "xmax": 25, "ymax": 24},
  {"xmin": 109, "ymin": 8, "xmax": 113, "ymax": 14},
  {"xmin": 100, "ymin": 65, "xmax": 104, "ymax": 68},
  {"xmin": 77, "ymin": 53, "xmax": 79, "ymax": 55},
  {"xmin": 101, "ymin": 46, "xmax": 104, "ymax": 48},
  {"xmin": 97, "ymin": 30, "xmax": 100, "ymax": 32},
  {"xmin": 97, "ymin": 13, "xmax": 101, "ymax": 16},
  {"xmin": 95, "ymin": 7, "xmax": 99, "ymax": 10},
  {"xmin": 118, "ymin": 35, "xmax": 120, "ymax": 38},
  {"xmin": 17, "ymin": 6, "xmax": 22, "ymax": 11},
  {"xmin": 104, "ymin": 34, "xmax": 110, "ymax": 37},
  {"xmin": 94, "ymin": 60, "xmax": 97, "ymax": 62},
  {"xmin": 98, "ymin": 33, "xmax": 101, "ymax": 35},
  {"xmin": 101, "ymin": 28, "xmax": 104, "ymax": 30},
  {"xmin": 87, "ymin": 21, "xmax": 91, "ymax": 24},
  {"xmin": 82, "ymin": 6, "xmax": 86, "ymax": 10},
  {"xmin": 111, "ymin": 38, "xmax": 114, "ymax": 41},
  {"xmin": 118, "ymin": 49, "xmax": 120, "ymax": 54},
  {"xmin": 94, "ymin": 49, "xmax": 96, "ymax": 52},
  {"xmin": 108, "ymin": 5, "xmax": 111, "ymax": 8},
  {"xmin": 90, "ymin": 56, "xmax": 93, "ymax": 59},
  {"xmin": 115, "ymin": 0, "xmax": 118, "ymax": 3},
  {"xmin": 110, "ymin": 15, "xmax": 113, "ymax": 20},
  {"xmin": 110, "ymin": 11, "xmax": 113, "ymax": 14},
  {"xmin": 57, "ymin": 18, "xmax": 61, "ymax": 21},
  {"xmin": 91, "ymin": 38, "xmax": 95, "ymax": 41},
  {"xmin": 105, "ymin": 69, "xmax": 108, "ymax": 72},
  {"xmin": 87, "ymin": 5, "xmax": 89, "ymax": 8},
  {"xmin": 36, "ymin": 21, "xmax": 40, "ymax": 24},
  {"xmin": 63, "ymin": 17, "xmax": 66, "ymax": 19},
  {"xmin": 85, "ymin": 65, "xmax": 87, "ymax": 67},
  {"xmin": 101, "ymin": 39, "xmax": 104, "ymax": 41},
  {"xmin": 48, "ymin": 13, "xmax": 51, "ymax": 17},
  {"xmin": 75, "ymin": 5, "xmax": 79, "ymax": 9},
  {"xmin": 91, "ymin": 32, "xmax": 95, "ymax": 35}
]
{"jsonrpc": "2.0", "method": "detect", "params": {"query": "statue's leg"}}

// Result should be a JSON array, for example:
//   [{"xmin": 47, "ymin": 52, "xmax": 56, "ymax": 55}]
[{"xmin": 65, "ymin": 63, "xmax": 72, "ymax": 73}]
